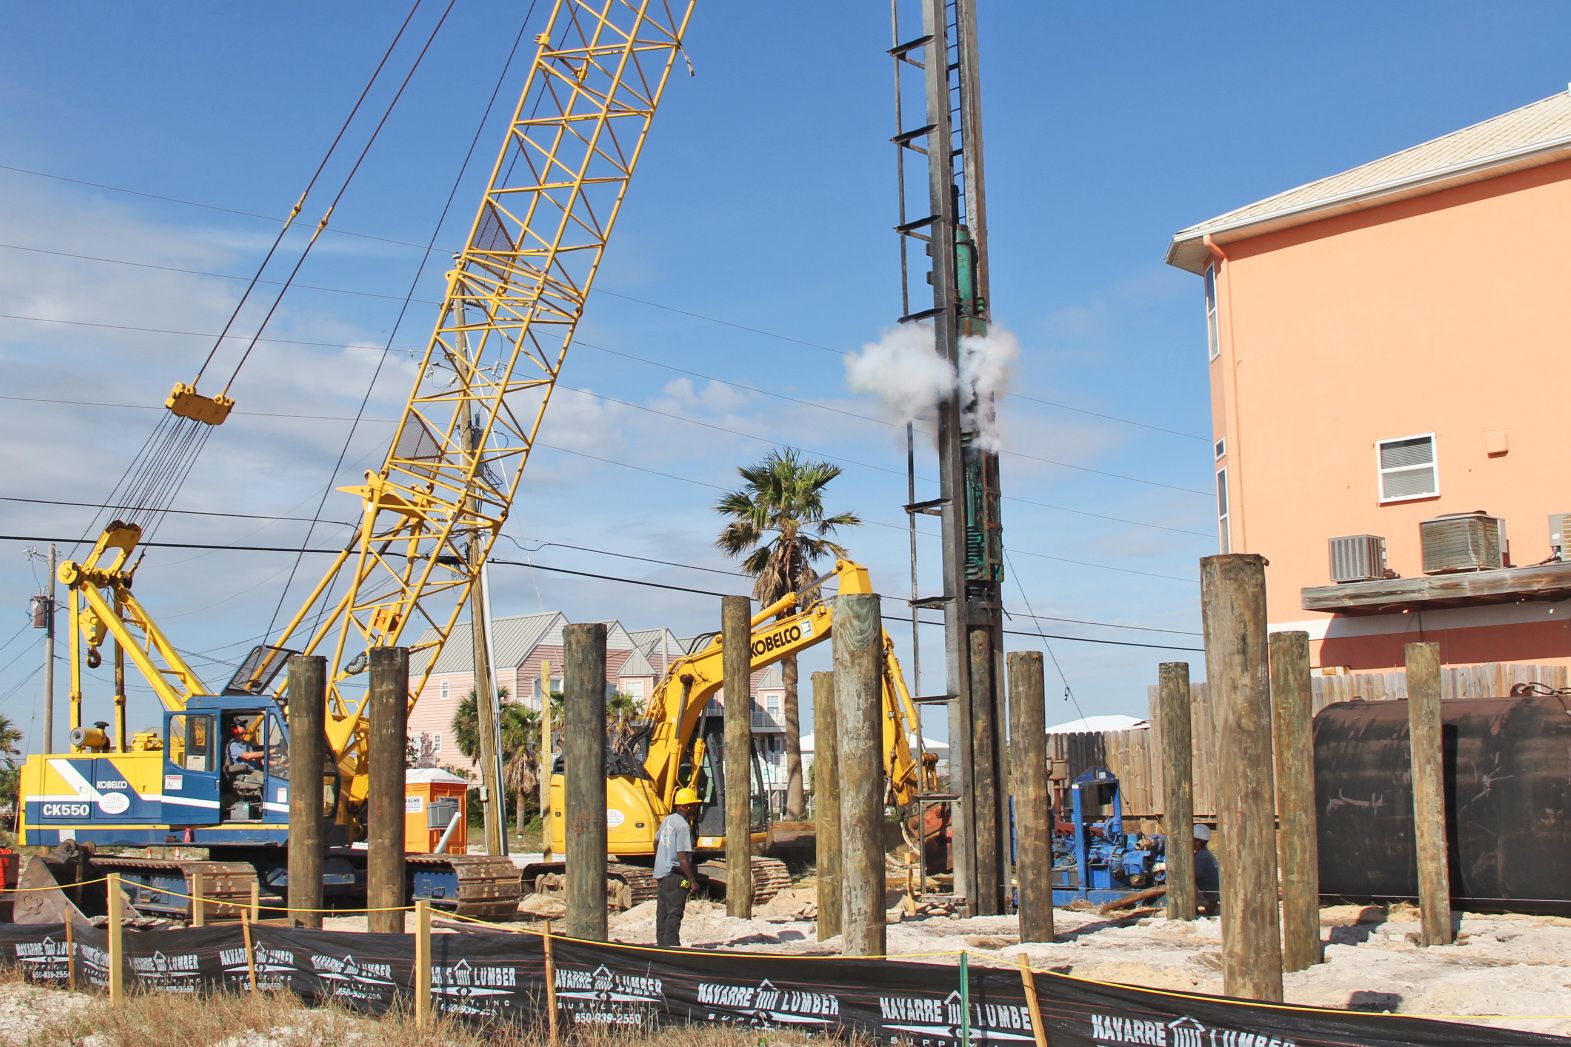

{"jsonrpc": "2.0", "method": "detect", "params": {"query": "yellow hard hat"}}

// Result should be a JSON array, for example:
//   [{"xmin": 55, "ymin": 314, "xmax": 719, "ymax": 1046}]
[{"xmin": 673, "ymin": 787, "xmax": 701, "ymax": 806}]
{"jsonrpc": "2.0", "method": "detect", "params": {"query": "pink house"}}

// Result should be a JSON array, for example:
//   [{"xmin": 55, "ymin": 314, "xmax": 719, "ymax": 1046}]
[{"xmin": 1167, "ymin": 90, "xmax": 1571, "ymax": 673}]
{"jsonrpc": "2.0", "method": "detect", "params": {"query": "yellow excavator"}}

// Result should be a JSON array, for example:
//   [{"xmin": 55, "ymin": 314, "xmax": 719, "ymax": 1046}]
[{"xmin": 532, "ymin": 559, "xmax": 939, "ymax": 905}]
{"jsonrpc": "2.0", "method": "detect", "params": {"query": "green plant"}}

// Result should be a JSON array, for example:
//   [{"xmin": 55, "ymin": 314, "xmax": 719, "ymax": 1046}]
[{"xmin": 714, "ymin": 448, "xmax": 859, "ymax": 820}]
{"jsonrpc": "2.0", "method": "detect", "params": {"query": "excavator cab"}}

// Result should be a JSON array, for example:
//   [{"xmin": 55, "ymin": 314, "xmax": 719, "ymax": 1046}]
[{"xmin": 690, "ymin": 712, "xmax": 770, "ymax": 846}]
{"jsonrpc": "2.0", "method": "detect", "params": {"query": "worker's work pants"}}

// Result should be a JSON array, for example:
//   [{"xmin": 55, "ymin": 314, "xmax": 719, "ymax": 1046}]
[{"xmin": 656, "ymin": 873, "xmax": 688, "ymax": 948}]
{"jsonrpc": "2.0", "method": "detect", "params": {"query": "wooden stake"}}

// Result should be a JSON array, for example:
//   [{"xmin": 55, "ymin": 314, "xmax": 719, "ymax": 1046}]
[
  {"xmin": 1018, "ymin": 952, "xmax": 1050, "ymax": 1047},
  {"xmin": 249, "ymin": 879, "xmax": 261, "ymax": 923},
  {"xmin": 106, "ymin": 873, "xmax": 123, "ymax": 1004},
  {"xmin": 721, "ymin": 595, "xmax": 753, "ymax": 917},
  {"xmin": 563, "ymin": 623, "xmax": 608, "ymax": 941},
  {"xmin": 812, "ymin": 671, "xmax": 842, "ymax": 942},
  {"xmin": 1156, "ymin": 663, "xmax": 1196, "ymax": 922},
  {"xmin": 1406, "ymin": 641, "xmax": 1454, "ymax": 946},
  {"xmin": 833, "ymin": 593, "xmax": 885, "ymax": 956},
  {"xmin": 542, "ymin": 921, "xmax": 561, "ymax": 1047},
  {"xmin": 190, "ymin": 870, "xmax": 205, "ymax": 927},
  {"xmin": 414, "ymin": 899, "xmax": 431, "ymax": 1028},
  {"xmin": 241, "ymin": 911, "xmax": 257, "ymax": 992},
  {"xmin": 1200, "ymin": 554, "xmax": 1283, "ymax": 1002},
  {"xmin": 1270, "ymin": 632, "xmax": 1322, "ymax": 970},
  {"xmin": 1007, "ymin": 652, "xmax": 1053, "ymax": 944},
  {"xmin": 64, "ymin": 915, "xmax": 75, "ymax": 991}
]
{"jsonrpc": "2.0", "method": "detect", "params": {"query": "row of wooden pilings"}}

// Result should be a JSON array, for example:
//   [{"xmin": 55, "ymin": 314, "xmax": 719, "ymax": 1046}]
[
  {"xmin": 1173, "ymin": 554, "xmax": 1453, "ymax": 1002},
  {"xmin": 277, "ymin": 555, "xmax": 1454, "ymax": 1003}
]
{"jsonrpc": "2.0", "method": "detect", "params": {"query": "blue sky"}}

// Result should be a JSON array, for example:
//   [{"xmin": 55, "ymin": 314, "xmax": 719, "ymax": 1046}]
[{"xmin": 2, "ymin": 2, "xmax": 1570, "ymax": 752}]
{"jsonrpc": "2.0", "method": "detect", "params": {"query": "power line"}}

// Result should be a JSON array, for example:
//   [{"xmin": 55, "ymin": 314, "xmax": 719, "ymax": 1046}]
[
  {"xmin": 0, "ymin": 533, "xmax": 1201, "ymax": 648},
  {"xmin": 0, "ymin": 166, "xmax": 1207, "ymax": 442},
  {"xmin": 0, "ymin": 383, "xmax": 1214, "ymax": 543},
  {"xmin": 0, "ymin": 308, "xmax": 1212, "ymax": 504}
]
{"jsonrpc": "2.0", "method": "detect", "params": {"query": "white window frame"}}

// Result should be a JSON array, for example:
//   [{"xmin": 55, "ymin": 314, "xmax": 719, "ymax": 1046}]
[
  {"xmin": 1216, "ymin": 467, "xmax": 1230, "ymax": 554},
  {"xmin": 1376, "ymin": 432, "xmax": 1439, "ymax": 504},
  {"xmin": 440, "ymin": 680, "xmax": 449, "ymax": 701},
  {"xmin": 431, "ymin": 732, "xmax": 442, "ymax": 755},
  {"xmin": 1214, "ymin": 437, "xmax": 1226, "ymax": 461},
  {"xmin": 1204, "ymin": 265, "xmax": 1220, "ymax": 360}
]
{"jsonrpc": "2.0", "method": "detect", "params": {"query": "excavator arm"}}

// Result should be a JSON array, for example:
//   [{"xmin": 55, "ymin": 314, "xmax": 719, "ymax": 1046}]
[{"xmin": 642, "ymin": 559, "xmax": 933, "ymax": 810}]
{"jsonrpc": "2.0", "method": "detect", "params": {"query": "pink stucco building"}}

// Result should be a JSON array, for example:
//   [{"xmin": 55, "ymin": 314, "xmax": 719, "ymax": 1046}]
[{"xmin": 1167, "ymin": 90, "xmax": 1571, "ymax": 672}]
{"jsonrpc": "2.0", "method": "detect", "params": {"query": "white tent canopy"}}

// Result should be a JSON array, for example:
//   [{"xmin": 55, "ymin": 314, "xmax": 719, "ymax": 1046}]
[{"xmin": 1044, "ymin": 714, "xmax": 1147, "ymax": 735}]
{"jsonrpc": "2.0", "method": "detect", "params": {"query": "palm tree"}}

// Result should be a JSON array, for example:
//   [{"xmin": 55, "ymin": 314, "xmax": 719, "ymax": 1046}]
[
  {"xmin": 714, "ymin": 447, "xmax": 860, "ymax": 819},
  {"xmin": 499, "ymin": 703, "xmax": 540, "ymax": 832}
]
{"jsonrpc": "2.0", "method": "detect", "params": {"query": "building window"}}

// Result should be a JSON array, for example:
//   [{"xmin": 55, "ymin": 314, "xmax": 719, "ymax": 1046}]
[
  {"xmin": 1204, "ymin": 265, "xmax": 1220, "ymax": 360},
  {"xmin": 1214, "ymin": 437, "xmax": 1225, "ymax": 460},
  {"xmin": 622, "ymin": 680, "xmax": 645, "ymax": 700},
  {"xmin": 1216, "ymin": 468, "xmax": 1230, "ymax": 554},
  {"xmin": 440, "ymin": 680, "xmax": 449, "ymax": 701},
  {"xmin": 432, "ymin": 733, "xmax": 442, "ymax": 755},
  {"xmin": 1378, "ymin": 433, "xmax": 1439, "ymax": 503}
]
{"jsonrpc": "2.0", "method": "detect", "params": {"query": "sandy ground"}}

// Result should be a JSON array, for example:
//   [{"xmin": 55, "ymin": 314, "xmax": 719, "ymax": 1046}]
[{"xmin": 598, "ymin": 886, "xmax": 1571, "ymax": 1039}]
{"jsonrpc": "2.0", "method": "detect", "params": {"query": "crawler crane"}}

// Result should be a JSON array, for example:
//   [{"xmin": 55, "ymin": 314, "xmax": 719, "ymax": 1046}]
[{"xmin": 15, "ymin": 0, "xmax": 697, "ymax": 923}]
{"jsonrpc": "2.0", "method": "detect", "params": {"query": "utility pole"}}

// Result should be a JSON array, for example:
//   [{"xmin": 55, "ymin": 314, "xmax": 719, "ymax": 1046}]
[
  {"xmin": 29, "ymin": 545, "xmax": 57, "ymax": 753},
  {"xmin": 467, "ymin": 419, "xmax": 506, "ymax": 857},
  {"xmin": 891, "ymin": 0, "xmax": 1006, "ymax": 915}
]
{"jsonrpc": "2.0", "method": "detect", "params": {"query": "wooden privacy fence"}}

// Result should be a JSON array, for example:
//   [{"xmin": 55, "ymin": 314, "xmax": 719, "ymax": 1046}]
[{"xmin": 1045, "ymin": 661, "xmax": 1570, "ymax": 824}]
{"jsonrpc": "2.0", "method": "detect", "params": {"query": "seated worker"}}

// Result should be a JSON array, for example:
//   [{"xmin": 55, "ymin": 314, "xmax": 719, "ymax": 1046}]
[
  {"xmin": 224, "ymin": 721, "xmax": 266, "ymax": 797},
  {"xmin": 1193, "ymin": 823, "xmax": 1220, "ymax": 915}
]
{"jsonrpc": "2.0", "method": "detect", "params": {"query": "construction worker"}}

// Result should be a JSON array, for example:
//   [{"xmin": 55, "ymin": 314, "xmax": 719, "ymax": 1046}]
[
  {"xmin": 654, "ymin": 787, "xmax": 704, "ymax": 948},
  {"xmin": 1193, "ymin": 823, "xmax": 1220, "ymax": 915}
]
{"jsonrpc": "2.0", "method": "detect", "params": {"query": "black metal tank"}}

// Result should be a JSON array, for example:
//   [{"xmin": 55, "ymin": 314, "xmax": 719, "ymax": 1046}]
[{"xmin": 1313, "ymin": 694, "xmax": 1571, "ymax": 914}]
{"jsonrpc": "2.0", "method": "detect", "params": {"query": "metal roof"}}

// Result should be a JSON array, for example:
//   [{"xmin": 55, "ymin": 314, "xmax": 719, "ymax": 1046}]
[
  {"xmin": 415, "ymin": 611, "xmax": 564, "ymax": 675},
  {"xmin": 1168, "ymin": 90, "xmax": 1571, "ymax": 273}
]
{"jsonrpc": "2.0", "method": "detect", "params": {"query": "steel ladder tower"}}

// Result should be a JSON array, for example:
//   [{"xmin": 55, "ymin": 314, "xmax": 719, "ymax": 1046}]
[{"xmin": 890, "ymin": 0, "xmax": 1007, "ymax": 916}]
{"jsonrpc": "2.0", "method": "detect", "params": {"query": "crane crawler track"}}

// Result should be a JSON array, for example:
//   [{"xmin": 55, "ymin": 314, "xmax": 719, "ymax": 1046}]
[{"xmin": 84, "ymin": 856, "xmax": 261, "ymax": 921}]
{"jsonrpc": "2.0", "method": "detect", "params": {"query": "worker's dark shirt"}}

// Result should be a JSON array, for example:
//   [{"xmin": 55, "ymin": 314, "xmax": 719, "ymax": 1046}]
[
  {"xmin": 226, "ymin": 738, "xmax": 261, "ymax": 769},
  {"xmin": 1194, "ymin": 846, "xmax": 1221, "ymax": 908}
]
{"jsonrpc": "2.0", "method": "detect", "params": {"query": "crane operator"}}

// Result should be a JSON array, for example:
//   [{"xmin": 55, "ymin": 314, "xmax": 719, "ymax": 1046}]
[
  {"xmin": 224, "ymin": 722, "xmax": 266, "ymax": 796},
  {"xmin": 653, "ymin": 787, "xmax": 705, "ymax": 948}
]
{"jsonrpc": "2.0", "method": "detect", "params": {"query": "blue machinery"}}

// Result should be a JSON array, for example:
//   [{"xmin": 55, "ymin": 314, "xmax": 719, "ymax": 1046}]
[{"xmin": 1013, "ymin": 768, "xmax": 1167, "ymax": 907}]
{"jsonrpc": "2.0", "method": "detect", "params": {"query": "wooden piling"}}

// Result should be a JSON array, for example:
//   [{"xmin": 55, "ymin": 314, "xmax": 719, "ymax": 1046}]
[
  {"xmin": 722, "ymin": 595, "xmax": 753, "ymax": 918},
  {"xmin": 1270, "ymin": 632, "xmax": 1322, "ymax": 970},
  {"xmin": 1200, "ymin": 554, "xmax": 1283, "ymax": 1002},
  {"xmin": 970, "ymin": 630, "xmax": 1003, "ymax": 916},
  {"xmin": 1008, "ymin": 652, "xmax": 1053, "ymax": 943},
  {"xmin": 1157, "ymin": 662, "xmax": 1196, "ymax": 922},
  {"xmin": 813, "ymin": 671, "xmax": 842, "ymax": 941},
  {"xmin": 563, "ymin": 622, "xmax": 608, "ymax": 941},
  {"xmin": 366, "ymin": 646, "xmax": 409, "ymax": 934},
  {"xmin": 1406, "ymin": 641, "xmax": 1453, "ymax": 946},
  {"xmin": 834, "ymin": 592, "xmax": 885, "ymax": 956},
  {"xmin": 287, "ymin": 653, "xmax": 327, "ymax": 929}
]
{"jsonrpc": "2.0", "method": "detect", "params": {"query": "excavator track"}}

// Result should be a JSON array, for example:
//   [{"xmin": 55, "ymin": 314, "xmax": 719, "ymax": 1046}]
[
  {"xmin": 406, "ymin": 853, "xmax": 522, "ymax": 920},
  {"xmin": 697, "ymin": 855, "xmax": 792, "ymax": 905}
]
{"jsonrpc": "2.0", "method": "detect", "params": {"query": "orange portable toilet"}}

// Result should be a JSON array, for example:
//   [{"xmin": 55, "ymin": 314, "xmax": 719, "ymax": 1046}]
[{"xmin": 404, "ymin": 768, "xmax": 470, "ymax": 854}]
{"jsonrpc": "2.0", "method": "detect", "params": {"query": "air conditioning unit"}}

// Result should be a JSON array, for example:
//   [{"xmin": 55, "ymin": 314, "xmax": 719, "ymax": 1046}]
[
  {"xmin": 1551, "ymin": 514, "xmax": 1571, "ymax": 563},
  {"xmin": 1328, "ymin": 534, "xmax": 1389, "ymax": 583},
  {"xmin": 1420, "ymin": 511, "xmax": 1506, "ymax": 574}
]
